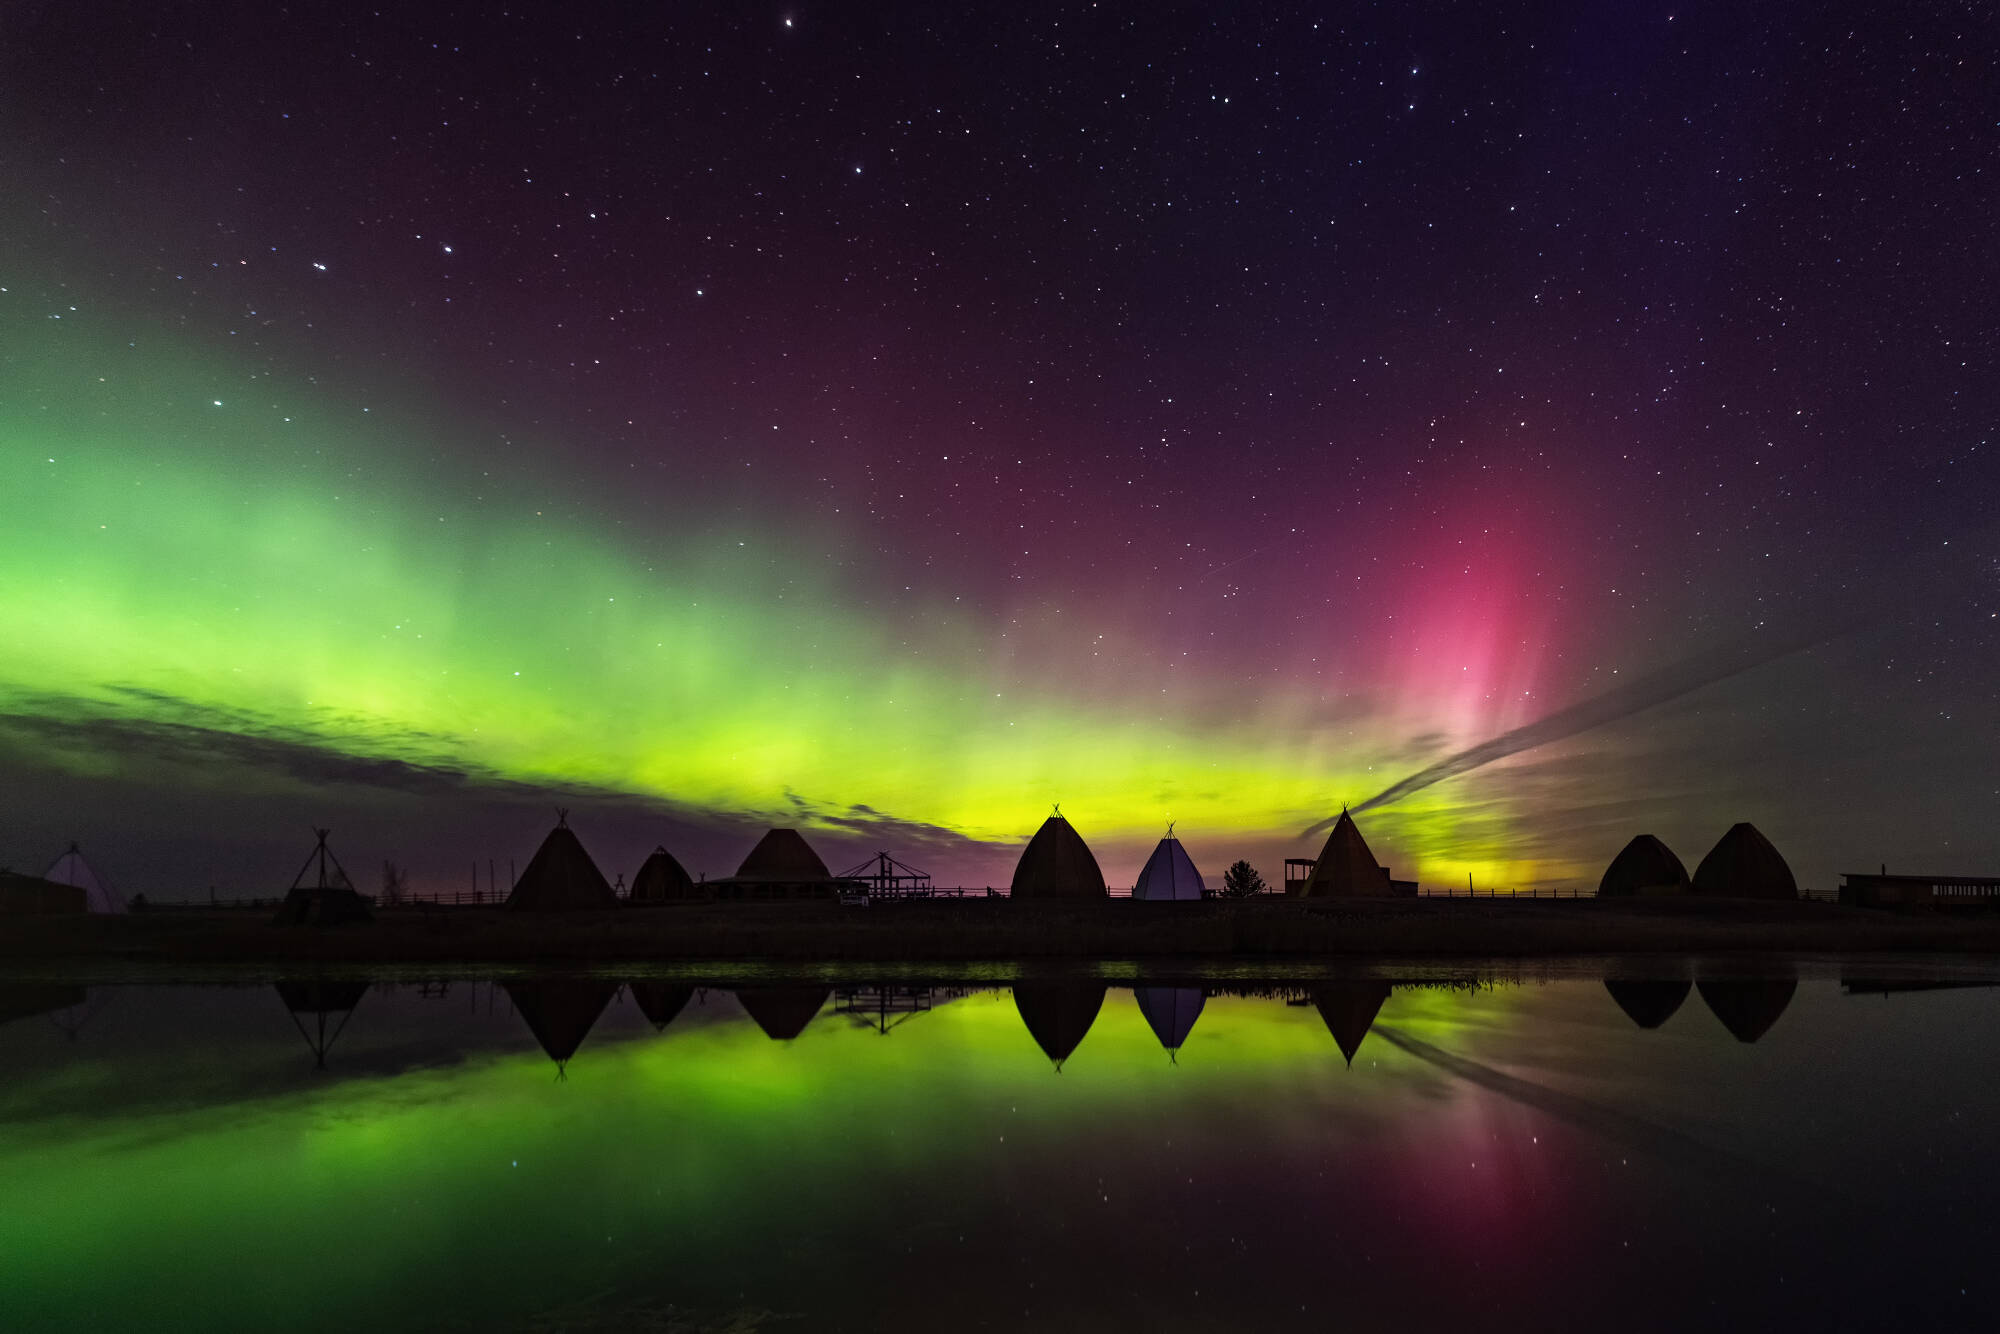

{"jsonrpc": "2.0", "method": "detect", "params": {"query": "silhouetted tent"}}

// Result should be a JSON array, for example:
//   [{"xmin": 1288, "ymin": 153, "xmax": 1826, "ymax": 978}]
[
  {"xmin": 0, "ymin": 983, "xmax": 88, "ymax": 1027},
  {"xmin": 1010, "ymin": 813, "xmax": 1107, "ymax": 900},
  {"xmin": 43, "ymin": 843, "xmax": 125, "ymax": 914},
  {"xmin": 1132, "ymin": 833, "xmax": 1206, "ymax": 901},
  {"xmin": 628, "ymin": 846, "xmax": 698, "ymax": 902},
  {"xmin": 274, "ymin": 979, "xmax": 371, "ymax": 1069},
  {"xmin": 272, "ymin": 830, "xmax": 374, "ymax": 926},
  {"xmin": 504, "ymin": 980, "xmax": 620, "ymax": 1069},
  {"xmin": 1604, "ymin": 979, "xmax": 1692, "ymax": 1029},
  {"xmin": 1312, "ymin": 981, "xmax": 1393, "ymax": 1065},
  {"xmin": 1690, "ymin": 823, "xmax": 1798, "ymax": 901},
  {"xmin": 1013, "ymin": 982, "xmax": 1106, "ymax": 1068},
  {"xmin": 1297, "ymin": 810, "xmax": 1391, "ymax": 897},
  {"xmin": 736, "ymin": 986, "xmax": 830, "ymax": 1040},
  {"xmin": 735, "ymin": 828, "xmax": 832, "ymax": 881},
  {"xmin": 1134, "ymin": 986, "xmax": 1205, "ymax": 1056},
  {"xmin": 505, "ymin": 812, "xmax": 619, "ymax": 911},
  {"xmin": 1698, "ymin": 977, "xmax": 1798, "ymax": 1043},
  {"xmin": 628, "ymin": 982, "xmax": 695, "ymax": 1030},
  {"xmin": 0, "ymin": 870, "xmax": 85, "ymax": 915},
  {"xmin": 1598, "ymin": 835, "xmax": 1691, "ymax": 898}
]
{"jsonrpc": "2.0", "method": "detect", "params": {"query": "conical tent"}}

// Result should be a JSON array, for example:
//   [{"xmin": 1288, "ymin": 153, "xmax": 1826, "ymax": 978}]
[
  {"xmin": 1604, "ymin": 979, "xmax": 1691, "ymax": 1029},
  {"xmin": 506, "ymin": 813, "xmax": 619, "ymax": 911},
  {"xmin": 1132, "ymin": 834, "xmax": 1206, "ymax": 901},
  {"xmin": 1297, "ymin": 811, "xmax": 1390, "ymax": 897},
  {"xmin": 1698, "ymin": 976, "xmax": 1797, "ymax": 1043},
  {"xmin": 628, "ymin": 846, "xmax": 698, "ymax": 901},
  {"xmin": 504, "ymin": 980, "xmax": 620, "ymax": 1069},
  {"xmin": 1691, "ymin": 823, "xmax": 1798, "ymax": 900},
  {"xmin": 734, "ymin": 828, "xmax": 832, "ymax": 882},
  {"xmin": 736, "ymin": 986, "xmax": 830, "ymax": 1040},
  {"xmin": 272, "ymin": 830, "xmax": 374, "ymax": 926},
  {"xmin": 1013, "ymin": 982, "xmax": 1106, "ymax": 1067},
  {"xmin": 1010, "ymin": 812, "xmax": 1107, "ymax": 900},
  {"xmin": 628, "ymin": 982, "xmax": 695, "ymax": 1030},
  {"xmin": 1134, "ymin": 986, "xmax": 1205, "ymax": 1055},
  {"xmin": 1598, "ymin": 835, "xmax": 1690, "ymax": 898},
  {"xmin": 1312, "ymin": 981, "xmax": 1392, "ymax": 1064},
  {"xmin": 43, "ymin": 844, "xmax": 125, "ymax": 914}
]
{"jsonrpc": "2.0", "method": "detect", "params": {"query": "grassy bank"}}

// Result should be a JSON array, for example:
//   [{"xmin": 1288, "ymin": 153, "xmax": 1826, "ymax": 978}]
[{"xmin": 5, "ymin": 896, "xmax": 2000, "ymax": 967}]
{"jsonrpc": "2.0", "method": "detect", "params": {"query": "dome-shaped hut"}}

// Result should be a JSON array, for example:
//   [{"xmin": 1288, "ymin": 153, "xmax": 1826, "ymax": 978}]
[
  {"xmin": 1604, "ymin": 979, "xmax": 1691, "ymax": 1029},
  {"xmin": 1132, "ymin": 829, "xmax": 1206, "ymax": 901},
  {"xmin": 1009, "ymin": 812, "xmax": 1107, "ymax": 900},
  {"xmin": 1014, "ymin": 982, "xmax": 1106, "ymax": 1068},
  {"xmin": 736, "ymin": 828, "xmax": 831, "ymax": 881},
  {"xmin": 1296, "ymin": 810, "xmax": 1390, "ymax": 897},
  {"xmin": 736, "ymin": 986, "xmax": 830, "ymax": 1040},
  {"xmin": 505, "ymin": 813, "xmax": 618, "ymax": 911},
  {"xmin": 628, "ymin": 846, "xmax": 697, "ymax": 902},
  {"xmin": 1598, "ymin": 835, "xmax": 1691, "ymax": 898},
  {"xmin": 1134, "ymin": 986, "xmax": 1205, "ymax": 1057},
  {"xmin": 1697, "ymin": 976, "xmax": 1797, "ymax": 1043},
  {"xmin": 1690, "ymin": 823, "xmax": 1797, "ymax": 900},
  {"xmin": 1312, "ymin": 981, "xmax": 1393, "ymax": 1065}
]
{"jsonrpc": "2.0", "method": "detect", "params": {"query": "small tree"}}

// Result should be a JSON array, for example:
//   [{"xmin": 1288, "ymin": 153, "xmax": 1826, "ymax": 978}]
[{"xmin": 1221, "ymin": 860, "xmax": 1267, "ymax": 898}]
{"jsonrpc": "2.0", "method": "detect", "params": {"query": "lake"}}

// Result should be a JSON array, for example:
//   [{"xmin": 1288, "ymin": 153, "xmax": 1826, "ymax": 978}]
[{"xmin": 2, "ymin": 959, "xmax": 1996, "ymax": 1331}]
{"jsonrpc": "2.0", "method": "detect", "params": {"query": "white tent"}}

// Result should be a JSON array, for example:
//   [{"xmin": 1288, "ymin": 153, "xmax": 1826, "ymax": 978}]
[
  {"xmin": 1131, "ymin": 832, "xmax": 1206, "ymax": 901},
  {"xmin": 43, "ymin": 843, "xmax": 126, "ymax": 914}
]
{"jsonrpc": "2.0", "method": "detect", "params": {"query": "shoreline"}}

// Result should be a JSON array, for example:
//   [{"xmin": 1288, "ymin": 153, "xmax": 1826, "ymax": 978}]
[{"xmin": 6, "ymin": 897, "xmax": 2000, "ymax": 970}]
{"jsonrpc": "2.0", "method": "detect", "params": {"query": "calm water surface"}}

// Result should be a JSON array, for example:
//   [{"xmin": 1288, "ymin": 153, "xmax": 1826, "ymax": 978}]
[{"xmin": 2, "ymin": 960, "xmax": 1997, "ymax": 1332}]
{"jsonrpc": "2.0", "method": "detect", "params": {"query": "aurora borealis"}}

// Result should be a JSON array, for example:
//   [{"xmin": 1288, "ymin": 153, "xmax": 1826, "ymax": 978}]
[{"xmin": 2, "ymin": 4, "xmax": 1995, "ymax": 892}]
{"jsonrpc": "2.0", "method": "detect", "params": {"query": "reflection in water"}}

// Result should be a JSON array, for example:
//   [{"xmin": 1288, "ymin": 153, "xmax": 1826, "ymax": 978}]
[
  {"xmin": 273, "ymin": 980, "xmax": 370, "ymax": 1070},
  {"xmin": 734, "ymin": 986, "xmax": 830, "ymax": 1040},
  {"xmin": 1604, "ymin": 978, "xmax": 1692, "ymax": 1029},
  {"xmin": 501, "ymin": 979, "xmax": 619, "ymax": 1072},
  {"xmin": 6, "ymin": 967, "xmax": 1999, "ymax": 1331},
  {"xmin": 626, "ymin": 982, "xmax": 694, "ymax": 1031},
  {"xmin": 1311, "ymin": 981, "xmax": 1393, "ymax": 1065},
  {"xmin": 1698, "ymin": 974, "xmax": 1799, "ymax": 1043},
  {"xmin": 1133, "ymin": 986, "xmax": 1204, "ymax": 1059},
  {"xmin": 1013, "ymin": 981, "xmax": 1106, "ymax": 1068}
]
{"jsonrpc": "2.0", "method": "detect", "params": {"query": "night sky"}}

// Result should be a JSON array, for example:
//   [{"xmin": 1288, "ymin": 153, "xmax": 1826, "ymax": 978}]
[{"xmin": 2, "ymin": 3, "xmax": 1994, "ymax": 894}]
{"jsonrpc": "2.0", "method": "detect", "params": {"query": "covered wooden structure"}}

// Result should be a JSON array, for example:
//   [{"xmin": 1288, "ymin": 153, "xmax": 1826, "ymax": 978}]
[
  {"xmin": 1598, "ymin": 835, "xmax": 1691, "ymax": 898},
  {"xmin": 1295, "ymin": 810, "xmax": 1401, "ymax": 898},
  {"xmin": 505, "ymin": 812, "xmax": 619, "ymax": 911},
  {"xmin": 628, "ymin": 845, "xmax": 698, "ymax": 902},
  {"xmin": 1690, "ymin": 823, "xmax": 1797, "ymax": 900},
  {"xmin": 1009, "ymin": 811, "xmax": 1107, "ymax": 900}
]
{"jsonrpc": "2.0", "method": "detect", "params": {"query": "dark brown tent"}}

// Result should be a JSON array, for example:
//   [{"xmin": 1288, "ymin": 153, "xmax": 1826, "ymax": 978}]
[
  {"xmin": 0, "ymin": 871, "xmax": 86, "ymax": 915},
  {"xmin": 736, "ymin": 828, "xmax": 832, "ymax": 881},
  {"xmin": 1009, "ymin": 813, "xmax": 1107, "ymax": 900},
  {"xmin": 1312, "ymin": 981, "xmax": 1392, "ymax": 1064},
  {"xmin": 1296, "ymin": 810, "xmax": 1391, "ymax": 897},
  {"xmin": 1698, "ymin": 977, "xmax": 1797, "ymax": 1043},
  {"xmin": 504, "ymin": 980, "xmax": 620, "ymax": 1068},
  {"xmin": 628, "ymin": 982, "xmax": 695, "ymax": 1030},
  {"xmin": 1598, "ymin": 835, "xmax": 1691, "ymax": 898},
  {"xmin": 1604, "ymin": 979, "xmax": 1691, "ymax": 1029},
  {"xmin": 736, "ymin": 986, "xmax": 830, "ymax": 1040},
  {"xmin": 1013, "ymin": 982, "xmax": 1106, "ymax": 1067},
  {"xmin": 1690, "ymin": 823, "xmax": 1798, "ymax": 900},
  {"xmin": 274, "ymin": 979, "xmax": 371, "ymax": 1068},
  {"xmin": 628, "ymin": 846, "xmax": 698, "ymax": 902},
  {"xmin": 505, "ymin": 813, "xmax": 619, "ymax": 911}
]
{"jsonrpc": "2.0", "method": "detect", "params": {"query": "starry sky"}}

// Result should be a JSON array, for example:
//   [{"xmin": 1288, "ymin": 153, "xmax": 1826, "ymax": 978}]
[{"xmin": 1, "ymin": 3, "xmax": 1994, "ymax": 895}]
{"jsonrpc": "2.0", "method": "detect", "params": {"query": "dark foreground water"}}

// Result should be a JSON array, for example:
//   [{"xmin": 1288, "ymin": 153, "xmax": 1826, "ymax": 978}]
[{"xmin": 2, "ymin": 959, "xmax": 1997, "ymax": 1332}]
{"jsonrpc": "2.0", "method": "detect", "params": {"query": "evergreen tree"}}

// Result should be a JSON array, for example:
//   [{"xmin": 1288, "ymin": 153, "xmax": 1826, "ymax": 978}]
[{"xmin": 1221, "ymin": 859, "xmax": 1267, "ymax": 897}]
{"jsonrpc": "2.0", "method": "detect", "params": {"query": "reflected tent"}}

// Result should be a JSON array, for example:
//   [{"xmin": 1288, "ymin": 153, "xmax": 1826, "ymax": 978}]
[
  {"xmin": 1013, "ymin": 982, "xmax": 1106, "ymax": 1069},
  {"xmin": 735, "ymin": 986, "xmax": 830, "ymax": 1040},
  {"xmin": 1312, "ymin": 981, "xmax": 1393, "ymax": 1065},
  {"xmin": 1604, "ymin": 979, "xmax": 1692, "ymax": 1029},
  {"xmin": 628, "ymin": 982, "xmax": 695, "ymax": 1030},
  {"xmin": 274, "ymin": 979, "xmax": 371, "ymax": 1069},
  {"xmin": 503, "ymin": 980, "xmax": 621, "ymax": 1072},
  {"xmin": 1133, "ymin": 986, "xmax": 1205, "ymax": 1059},
  {"xmin": 1698, "ymin": 976, "xmax": 1798, "ymax": 1043}
]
